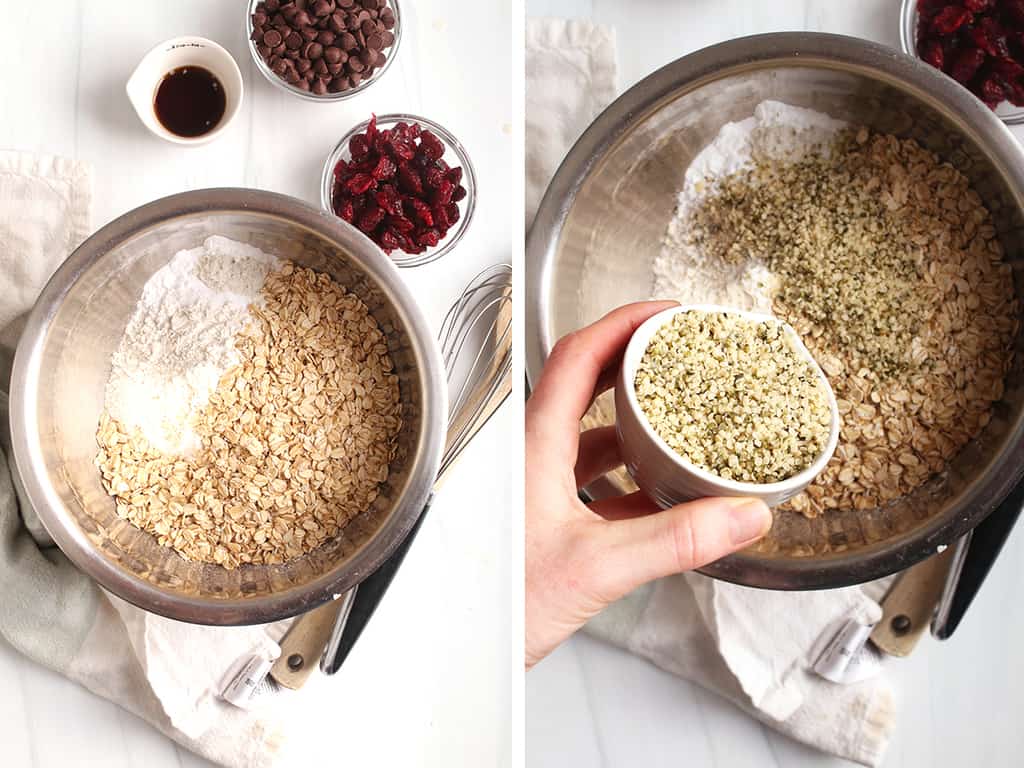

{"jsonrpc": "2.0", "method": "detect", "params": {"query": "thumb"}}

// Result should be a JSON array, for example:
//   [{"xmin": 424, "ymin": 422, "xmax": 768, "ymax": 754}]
[{"xmin": 588, "ymin": 497, "xmax": 772, "ymax": 604}]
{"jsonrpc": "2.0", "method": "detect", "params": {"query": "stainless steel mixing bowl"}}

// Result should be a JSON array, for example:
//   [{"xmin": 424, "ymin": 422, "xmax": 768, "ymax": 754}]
[
  {"xmin": 527, "ymin": 32, "xmax": 1024, "ymax": 589},
  {"xmin": 10, "ymin": 189, "xmax": 446, "ymax": 624}
]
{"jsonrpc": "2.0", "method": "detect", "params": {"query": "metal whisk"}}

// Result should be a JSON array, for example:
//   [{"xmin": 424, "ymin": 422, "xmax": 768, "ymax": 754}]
[{"xmin": 437, "ymin": 263, "xmax": 513, "ymax": 478}]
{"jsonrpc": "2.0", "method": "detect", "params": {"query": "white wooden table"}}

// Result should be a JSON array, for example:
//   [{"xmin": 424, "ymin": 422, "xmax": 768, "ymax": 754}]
[
  {"xmin": 0, "ymin": 1, "xmax": 523, "ymax": 765},
  {"xmin": 526, "ymin": 1, "xmax": 1024, "ymax": 766}
]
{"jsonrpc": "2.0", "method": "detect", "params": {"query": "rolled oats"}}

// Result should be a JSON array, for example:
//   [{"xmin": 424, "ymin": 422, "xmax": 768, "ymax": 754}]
[{"xmin": 96, "ymin": 261, "xmax": 402, "ymax": 569}]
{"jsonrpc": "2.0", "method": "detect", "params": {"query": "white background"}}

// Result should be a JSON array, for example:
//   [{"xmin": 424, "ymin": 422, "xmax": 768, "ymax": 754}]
[
  {"xmin": 0, "ymin": 0, "xmax": 523, "ymax": 766},
  {"xmin": 526, "ymin": 1, "xmax": 1024, "ymax": 767}
]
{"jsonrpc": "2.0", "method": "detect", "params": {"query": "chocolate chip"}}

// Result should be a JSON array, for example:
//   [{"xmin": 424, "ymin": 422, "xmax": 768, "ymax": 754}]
[{"xmin": 252, "ymin": 0, "xmax": 396, "ymax": 96}]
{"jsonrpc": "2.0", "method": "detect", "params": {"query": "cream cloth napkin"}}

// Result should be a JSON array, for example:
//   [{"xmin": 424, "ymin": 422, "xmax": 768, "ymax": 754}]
[
  {"xmin": 0, "ymin": 149, "xmax": 313, "ymax": 768},
  {"xmin": 527, "ymin": 19, "xmax": 895, "ymax": 767}
]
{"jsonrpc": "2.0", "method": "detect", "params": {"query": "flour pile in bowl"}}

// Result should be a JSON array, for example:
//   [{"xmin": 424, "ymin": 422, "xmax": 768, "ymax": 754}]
[
  {"xmin": 652, "ymin": 101, "xmax": 1017, "ymax": 518},
  {"xmin": 96, "ymin": 236, "xmax": 402, "ymax": 569}
]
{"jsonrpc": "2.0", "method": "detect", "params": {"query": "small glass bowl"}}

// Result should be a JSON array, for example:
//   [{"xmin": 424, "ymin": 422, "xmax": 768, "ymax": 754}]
[
  {"xmin": 245, "ymin": 0, "xmax": 402, "ymax": 102},
  {"xmin": 899, "ymin": 0, "xmax": 1024, "ymax": 125},
  {"xmin": 321, "ymin": 113, "xmax": 478, "ymax": 268}
]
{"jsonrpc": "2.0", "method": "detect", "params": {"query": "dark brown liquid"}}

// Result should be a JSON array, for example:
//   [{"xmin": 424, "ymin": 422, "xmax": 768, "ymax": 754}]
[{"xmin": 154, "ymin": 66, "xmax": 226, "ymax": 138}]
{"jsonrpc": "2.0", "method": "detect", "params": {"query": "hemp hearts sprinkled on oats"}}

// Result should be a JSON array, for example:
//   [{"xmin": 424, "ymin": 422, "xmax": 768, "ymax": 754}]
[{"xmin": 634, "ymin": 311, "xmax": 832, "ymax": 484}]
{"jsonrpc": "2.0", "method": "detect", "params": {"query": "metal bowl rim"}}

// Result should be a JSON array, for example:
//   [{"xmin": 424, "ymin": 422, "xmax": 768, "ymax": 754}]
[
  {"xmin": 9, "ymin": 188, "xmax": 446, "ymax": 623},
  {"xmin": 526, "ymin": 31, "xmax": 1024, "ymax": 589}
]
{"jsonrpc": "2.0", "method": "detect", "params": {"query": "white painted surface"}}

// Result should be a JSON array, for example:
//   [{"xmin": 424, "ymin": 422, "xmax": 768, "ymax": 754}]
[
  {"xmin": 0, "ymin": 0, "xmax": 523, "ymax": 766},
  {"xmin": 526, "ymin": 1, "xmax": 1024, "ymax": 766}
]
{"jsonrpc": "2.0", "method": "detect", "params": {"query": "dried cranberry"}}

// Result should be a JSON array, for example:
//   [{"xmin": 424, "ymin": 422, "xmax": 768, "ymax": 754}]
[
  {"xmin": 433, "ymin": 204, "xmax": 451, "ymax": 230},
  {"xmin": 950, "ymin": 47, "xmax": 987, "ymax": 83},
  {"xmin": 398, "ymin": 163, "xmax": 424, "ymax": 196},
  {"xmin": 379, "ymin": 230, "xmax": 401, "ymax": 252},
  {"xmin": 964, "ymin": 0, "xmax": 991, "ymax": 10},
  {"xmin": 990, "ymin": 57, "xmax": 1024, "ymax": 80},
  {"xmin": 330, "ymin": 114, "xmax": 465, "ymax": 256},
  {"xmin": 921, "ymin": 38, "xmax": 946, "ymax": 70},
  {"xmin": 335, "ymin": 196, "xmax": 355, "ymax": 223},
  {"xmin": 345, "ymin": 172, "xmax": 376, "ymax": 195},
  {"xmin": 971, "ymin": 17, "xmax": 1010, "ymax": 57},
  {"xmin": 1006, "ymin": 0, "xmax": 1024, "ymax": 24},
  {"xmin": 388, "ymin": 136, "xmax": 416, "ymax": 162},
  {"xmin": 416, "ymin": 229, "xmax": 441, "ymax": 248},
  {"xmin": 433, "ymin": 179, "xmax": 455, "ymax": 207},
  {"xmin": 424, "ymin": 165, "xmax": 445, "ymax": 190},
  {"xmin": 418, "ymin": 130, "xmax": 445, "ymax": 161},
  {"xmin": 389, "ymin": 215, "xmax": 415, "ymax": 234},
  {"xmin": 980, "ymin": 75, "xmax": 1007, "ymax": 106},
  {"xmin": 407, "ymin": 197, "xmax": 434, "ymax": 225},
  {"xmin": 932, "ymin": 6, "xmax": 972, "ymax": 35},
  {"xmin": 349, "ymin": 134, "xmax": 370, "ymax": 160},
  {"xmin": 371, "ymin": 154, "xmax": 396, "ymax": 181},
  {"xmin": 357, "ymin": 204, "xmax": 385, "ymax": 233}
]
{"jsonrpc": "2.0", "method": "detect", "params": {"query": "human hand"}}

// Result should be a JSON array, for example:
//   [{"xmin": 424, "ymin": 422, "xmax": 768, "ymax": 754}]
[{"xmin": 525, "ymin": 301, "xmax": 772, "ymax": 669}]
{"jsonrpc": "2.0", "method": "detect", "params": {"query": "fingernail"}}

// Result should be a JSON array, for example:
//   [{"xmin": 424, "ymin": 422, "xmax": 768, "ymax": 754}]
[{"xmin": 726, "ymin": 498, "xmax": 772, "ymax": 545}]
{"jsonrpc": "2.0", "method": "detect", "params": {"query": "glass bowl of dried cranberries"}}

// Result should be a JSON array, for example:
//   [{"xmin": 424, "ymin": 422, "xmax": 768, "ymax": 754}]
[
  {"xmin": 901, "ymin": 0, "xmax": 1024, "ymax": 123},
  {"xmin": 321, "ymin": 113, "xmax": 477, "ymax": 267},
  {"xmin": 247, "ymin": 0, "xmax": 401, "ymax": 101}
]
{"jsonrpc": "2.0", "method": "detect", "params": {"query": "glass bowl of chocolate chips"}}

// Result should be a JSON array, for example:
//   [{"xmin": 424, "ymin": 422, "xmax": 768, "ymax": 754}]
[{"xmin": 247, "ymin": 0, "xmax": 401, "ymax": 101}]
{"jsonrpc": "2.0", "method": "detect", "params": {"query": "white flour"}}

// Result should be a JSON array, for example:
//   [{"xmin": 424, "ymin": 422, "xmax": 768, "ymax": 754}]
[
  {"xmin": 104, "ymin": 235, "xmax": 279, "ymax": 455},
  {"xmin": 652, "ymin": 100, "xmax": 847, "ymax": 310}
]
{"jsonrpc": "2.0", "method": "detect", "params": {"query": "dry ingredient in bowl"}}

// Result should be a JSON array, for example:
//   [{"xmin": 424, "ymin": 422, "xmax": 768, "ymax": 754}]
[
  {"xmin": 97, "ymin": 243, "xmax": 401, "ymax": 569},
  {"xmin": 331, "ymin": 114, "xmax": 466, "ymax": 256},
  {"xmin": 653, "ymin": 101, "xmax": 1018, "ymax": 518},
  {"xmin": 635, "ymin": 311, "xmax": 832, "ymax": 484}
]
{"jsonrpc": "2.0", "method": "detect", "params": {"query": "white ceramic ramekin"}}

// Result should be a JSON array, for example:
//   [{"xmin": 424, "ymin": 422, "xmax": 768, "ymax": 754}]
[{"xmin": 615, "ymin": 305, "xmax": 840, "ymax": 509}]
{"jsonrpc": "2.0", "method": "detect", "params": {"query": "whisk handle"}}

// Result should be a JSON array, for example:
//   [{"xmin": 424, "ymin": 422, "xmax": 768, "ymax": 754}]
[{"xmin": 320, "ymin": 496, "xmax": 433, "ymax": 674}]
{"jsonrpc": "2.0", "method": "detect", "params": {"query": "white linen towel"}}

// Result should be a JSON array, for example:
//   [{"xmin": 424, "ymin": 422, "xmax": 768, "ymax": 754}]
[
  {"xmin": 526, "ymin": 18, "xmax": 895, "ymax": 767},
  {"xmin": 0, "ymin": 149, "xmax": 315, "ymax": 768}
]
